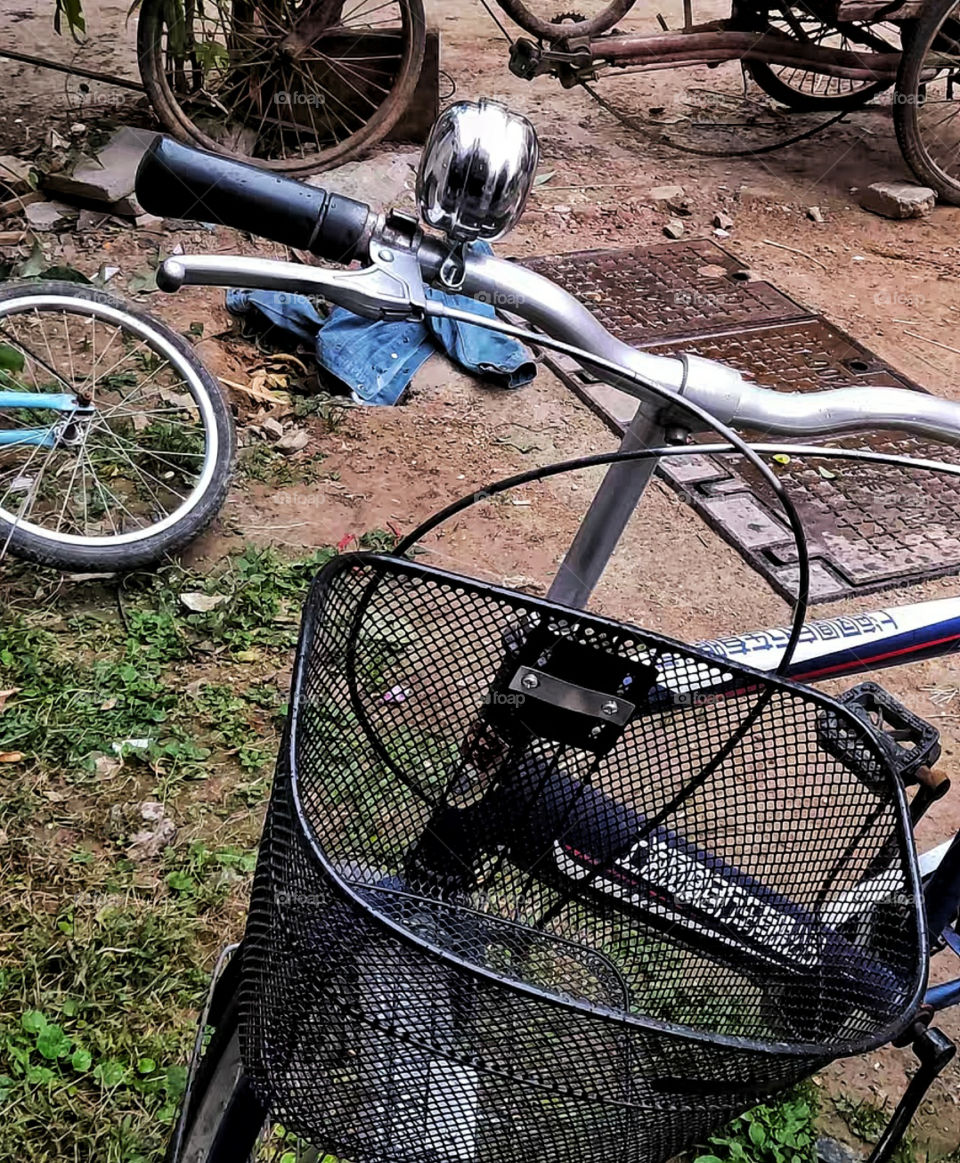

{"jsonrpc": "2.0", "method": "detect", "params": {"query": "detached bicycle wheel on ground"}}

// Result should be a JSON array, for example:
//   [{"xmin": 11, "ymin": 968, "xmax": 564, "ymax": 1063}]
[{"xmin": 0, "ymin": 281, "xmax": 234, "ymax": 572}]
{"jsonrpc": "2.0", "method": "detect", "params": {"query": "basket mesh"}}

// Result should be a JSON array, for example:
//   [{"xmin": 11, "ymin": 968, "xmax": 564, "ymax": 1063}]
[{"xmin": 239, "ymin": 554, "xmax": 926, "ymax": 1163}]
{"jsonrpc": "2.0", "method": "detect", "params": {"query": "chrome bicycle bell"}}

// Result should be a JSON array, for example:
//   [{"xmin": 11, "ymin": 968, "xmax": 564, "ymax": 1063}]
[{"xmin": 417, "ymin": 99, "xmax": 540, "ymax": 243}]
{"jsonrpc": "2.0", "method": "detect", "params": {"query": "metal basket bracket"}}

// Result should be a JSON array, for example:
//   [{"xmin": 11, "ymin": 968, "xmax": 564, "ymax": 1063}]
[{"xmin": 509, "ymin": 666, "xmax": 634, "ymax": 727}]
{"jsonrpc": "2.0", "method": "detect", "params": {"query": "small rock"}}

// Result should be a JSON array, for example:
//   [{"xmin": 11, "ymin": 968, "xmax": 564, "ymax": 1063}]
[
  {"xmin": 648, "ymin": 184, "xmax": 684, "ymax": 207},
  {"xmin": 48, "ymin": 129, "xmax": 68, "ymax": 150},
  {"xmin": 698, "ymin": 263, "xmax": 729, "ymax": 279},
  {"xmin": 713, "ymin": 228, "xmax": 731, "ymax": 238},
  {"xmin": 262, "ymin": 417, "xmax": 285, "ymax": 441},
  {"xmin": 552, "ymin": 203, "xmax": 573, "ymax": 214},
  {"xmin": 179, "ymin": 591, "xmax": 226, "ymax": 613},
  {"xmin": 277, "ymin": 428, "xmax": 310, "ymax": 454},
  {"xmin": 713, "ymin": 211, "xmax": 734, "ymax": 230},
  {"xmin": 70, "ymin": 122, "xmax": 87, "ymax": 136},
  {"xmin": 0, "ymin": 154, "xmax": 34, "ymax": 193},
  {"xmin": 859, "ymin": 181, "xmax": 935, "ymax": 219},
  {"xmin": 667, "ymin": 195, "xmax": 692, "ymax": 216},
  {"xmin": 807, "ymin": 205, "xmax": 825, "ymax": 222},
  {"xmin": 816, "ymin": 1137, "xmax": 863, "ymax": 1163},
  {"xmin": 93, "ymin": 754, "xmax": 122, "ymax": 779},
  {"xmin": 135, "ymin": 212, "xmax": 164, "ymax": 230},
  {"xmin": 109, "ymin": 193, "xmax": 145, "ymax": 219},
  {"xmin": 25, "ymin": 200, "xmax": 75, "ymax": 232},
  {"xmin": 77, "ymin": 208, "xmax": 111, "ymax": 231},
  {"xmin": 45, "ymin": 126, "xmax": 158, "ymax": 208},
  {"xmin": 648, "ymin": 183, "xmax": 684, "ymax": 201},
  {"xmin": 663, "ymin": 219, "xmax": 684, "ymax": 239}
]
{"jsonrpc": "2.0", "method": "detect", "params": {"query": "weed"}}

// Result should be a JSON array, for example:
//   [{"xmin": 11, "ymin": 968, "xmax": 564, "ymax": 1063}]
[
  {"xmin": 0, "ymin": 537, "xmax": 361, "ymax": 1160},
  {"xmin": 833, "ymin": 1096, "xmax": 915, "ymax": 1163},
  {"xmin": 695, "ymin": 1084, "xmax": 819, "ymax": 1163}
]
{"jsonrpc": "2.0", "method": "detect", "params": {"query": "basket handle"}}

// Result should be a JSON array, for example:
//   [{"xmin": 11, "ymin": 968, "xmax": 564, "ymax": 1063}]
[{"xmin": 393, "ymin": 435, "xmax": 812, "ymax": 678}]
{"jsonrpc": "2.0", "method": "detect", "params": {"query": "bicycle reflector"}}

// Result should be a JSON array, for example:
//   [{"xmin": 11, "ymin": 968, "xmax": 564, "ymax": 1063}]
[{"xmin": 238, "ymin": 554, "xmax": 927, "ymax": 1163}]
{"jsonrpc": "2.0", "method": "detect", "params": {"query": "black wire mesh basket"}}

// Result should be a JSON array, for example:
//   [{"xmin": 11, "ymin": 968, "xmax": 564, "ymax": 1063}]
[{"xmin": 238, "ymin": 552, "xmax": 928, "ymax": 1163}]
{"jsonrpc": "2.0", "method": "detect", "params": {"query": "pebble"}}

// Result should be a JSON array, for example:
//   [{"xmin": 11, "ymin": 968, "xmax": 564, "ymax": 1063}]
[
  {"xmin": 663, "ymin": 219, "xmax": 684, "ymax": 239},
  {"xmin": 24, "ymin": 200, "xmax": 75, "ymax": 232}
]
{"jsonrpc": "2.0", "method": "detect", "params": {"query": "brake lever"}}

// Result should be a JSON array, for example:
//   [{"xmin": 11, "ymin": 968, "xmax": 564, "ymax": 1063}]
[{"xmin": 157, "ymin": 242, "xmax": 427, "ymax": 323}]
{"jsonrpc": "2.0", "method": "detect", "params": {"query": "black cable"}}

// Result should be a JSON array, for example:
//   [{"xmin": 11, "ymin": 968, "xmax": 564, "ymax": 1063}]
[
  {"xmin": 478, "ymin": 0, "xmax": 516, "ymax": 44},
  {"xmin": 581, "ymin": 78, "xmax": 853, "ymax": 157}
]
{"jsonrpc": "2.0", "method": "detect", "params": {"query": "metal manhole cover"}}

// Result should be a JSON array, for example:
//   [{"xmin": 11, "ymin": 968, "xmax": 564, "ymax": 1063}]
[
  {"xmin": 525, "ymin": 240, "xmax": 808, "ymax": 345},
  {"xmin": 525, "ymin": 240, "xmax": 960, "ymax": 602}
]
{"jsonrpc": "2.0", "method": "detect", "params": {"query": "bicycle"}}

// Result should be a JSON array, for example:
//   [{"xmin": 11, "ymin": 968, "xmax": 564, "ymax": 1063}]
[
  {"xmin": 142, "ymin": 0, "xmax": 960, "ymax": 202},
  {"xmin": 0, "ymin": 281, "xmax": 234, "ymax": 572},
  {"xmin": 133, "ymin": 100, "xmax": 960, "ymax": 1162}
]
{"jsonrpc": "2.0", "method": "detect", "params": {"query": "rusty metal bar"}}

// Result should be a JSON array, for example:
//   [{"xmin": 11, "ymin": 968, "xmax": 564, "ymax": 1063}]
[
  {"xmin": 0, "ymin": 46, "xmax": 144, "ymax": 92},
  {"xmin": 590, "ymin": 27, "xmax": 901, "ymax": 80}
]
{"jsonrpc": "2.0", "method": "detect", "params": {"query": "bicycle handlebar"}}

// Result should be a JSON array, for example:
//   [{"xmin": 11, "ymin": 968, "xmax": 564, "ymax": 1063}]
[
  {"xmin": 143, "ymin": 138, "xmax": 960, "ymax": 448},
  {"xmin": 136, "ymin": 138, "xmax": 374, "ymax": 265}
]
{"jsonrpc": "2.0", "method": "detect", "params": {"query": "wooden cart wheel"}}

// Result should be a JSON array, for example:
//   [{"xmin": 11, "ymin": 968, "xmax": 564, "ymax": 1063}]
[
  {"xmin": 895, "ymin": 0, "xmax": 960, "ymax": 204},
  {"xmin": 746, "ymin": 11, "xmax": 898, "ymax": 111},
  {"xmin": 497, "ymin": 0, "xmax": 635, "ymax": 41},
  {"xmin": 137, "ymin": 0, "xmax": 426, "ymax": 175}
]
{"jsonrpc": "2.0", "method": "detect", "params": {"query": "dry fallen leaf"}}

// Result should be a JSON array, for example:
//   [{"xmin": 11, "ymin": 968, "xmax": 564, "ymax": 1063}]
[{"xmin": 0, "ymin": 688, "xmax": 20, "ymax": 713}]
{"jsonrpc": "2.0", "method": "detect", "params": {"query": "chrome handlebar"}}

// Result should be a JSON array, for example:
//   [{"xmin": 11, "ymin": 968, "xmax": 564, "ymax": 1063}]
[{"xmin": 158, "ymin": 240, "xmax": 960, "ymax": 447}]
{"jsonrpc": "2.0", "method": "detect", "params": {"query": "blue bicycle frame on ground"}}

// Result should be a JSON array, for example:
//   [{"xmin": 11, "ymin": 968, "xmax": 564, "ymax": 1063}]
[{"xmin": 0, "ymin": 389, "xmax": 81, "ymax": 448}]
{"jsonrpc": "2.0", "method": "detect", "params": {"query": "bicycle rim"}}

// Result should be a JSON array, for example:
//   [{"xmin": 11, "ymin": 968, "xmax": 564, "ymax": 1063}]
[
  {"xmin": 138, "ymin": 0, "xmax": 426, "ymax": 174},
  {"xmin": 0, "ymin": 292, "xmax": 219, "ymax": 552}
]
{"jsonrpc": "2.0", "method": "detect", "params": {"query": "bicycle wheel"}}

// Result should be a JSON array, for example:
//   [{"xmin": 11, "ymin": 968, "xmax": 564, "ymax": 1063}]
[
  {"xmin": 169, "ymin": 992, "xmax": 322, "ymax": 1163},
  {"xmin": 745, "ymin": 11, "xmax": 898, "ymax": 111},
  {"xmin": 0, "ymin": 282, "xmax": 234, "ymax": 572},
  {"xmin": 895, "ymin": 0, "xmax": 960, "ymax": 204},
  {"xmin": 497, "ymin": 0, "xmax": 635, "ymax": 41},
  {"xmin": 137, "ymin": 0, "xmax": 426, "ymax": 175}
]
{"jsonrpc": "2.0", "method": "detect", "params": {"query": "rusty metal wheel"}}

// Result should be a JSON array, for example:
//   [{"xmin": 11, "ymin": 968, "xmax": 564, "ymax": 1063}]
[
  {"xmin": 746, "ymin": 10, "xmax": 899, "ymax": 112},
  {"xmin": 137, "ymin": 0, "xmax": 426, "ymax": 175},
  {"xmin": 895, "ymin": 0, "xmax": 960, "ymax": 205},
  {"xmin": 497, "ymin": 0, "xmax": 635, "ymax": 41}
]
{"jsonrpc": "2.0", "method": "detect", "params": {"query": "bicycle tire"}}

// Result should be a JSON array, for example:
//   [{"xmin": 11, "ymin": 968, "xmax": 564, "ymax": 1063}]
[
  {"xmin": 497, "ymin": 0, "xmax": 635, "ymax": 41},
  {"xmin": 0, "ymin": 281, "xmax": 234, "ymax": 572},
  {"xmin": 744, "ymin": 14, "xmax": 897, "ymax": 112},
  {"xmin": 167, "ymin": 991, "xmax": 265, "ymax": 1163},
  {"xmin": 894, "ymin": 0, "xmax": 960, "ymax": 205},
  {"xmin": 137, "ymin": 0, "xmax": 427, "ymax": 175}
]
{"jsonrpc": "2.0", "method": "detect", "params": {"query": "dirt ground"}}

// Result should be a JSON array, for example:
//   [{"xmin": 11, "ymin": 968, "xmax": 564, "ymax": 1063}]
[{"xmin": 2, "ymin": 0, "xmax": 960, "ymax": 1156}]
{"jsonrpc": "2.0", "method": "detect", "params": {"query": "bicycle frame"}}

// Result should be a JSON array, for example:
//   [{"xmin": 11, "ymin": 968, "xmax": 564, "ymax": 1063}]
[{"xmin": 0, "ymin": 389, "xmax": 82, "ymax": 448}]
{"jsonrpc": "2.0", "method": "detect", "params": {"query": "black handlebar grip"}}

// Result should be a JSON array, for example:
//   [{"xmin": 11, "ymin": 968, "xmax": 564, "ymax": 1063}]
[{"xmin": 135, "ymin": 138, "xmax": 372, "ymax": 264}]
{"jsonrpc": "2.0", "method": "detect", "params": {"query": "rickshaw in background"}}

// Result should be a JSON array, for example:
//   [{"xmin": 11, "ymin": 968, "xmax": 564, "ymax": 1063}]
[{"xmin": 136, "ymin": 0, "xmax": 960, "ymax": 203}]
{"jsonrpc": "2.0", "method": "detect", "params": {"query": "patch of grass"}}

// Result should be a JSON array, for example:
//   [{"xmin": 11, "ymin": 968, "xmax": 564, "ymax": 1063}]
[
  {"xmin": 0, "ymin": 539, "xmax": 359, "ymax": 1161},
  {"xmin": 695, "ymin": 1084, "xmax": 819, "ymax": 1163},
  {"xmin": 833, "ymin": 1096, "xmax": 915, "ymax": 1163},
  {"xmin": 238, "ymin": 443, "xmax": 327, "ymax": 487}
]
